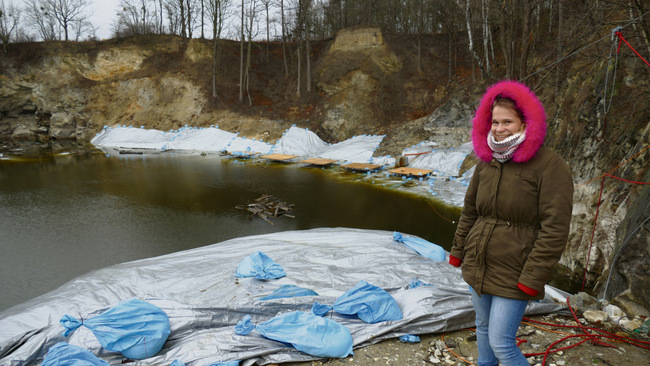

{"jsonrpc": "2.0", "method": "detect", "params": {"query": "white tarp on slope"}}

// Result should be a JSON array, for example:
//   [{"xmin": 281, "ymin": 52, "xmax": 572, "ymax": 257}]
[
  {"xmin": 318, "ymin": 135, "xmax": 384, "ymax": 164},
  {"xmin": 0, "ymin": 228, "xmax": 568, "ymax": 366},
  {"xmin": 91, "ymin": 126, "xmax": 174, "ymax": 150},
  {"xmin": 272, "ymin": 126, "xmax": 329, "ymax": 156},
  {"xmin": 164, "ymin": 127, "xmax": 237, "ymax": 152},
  {"xmin": 91, "ymin": 126, "xmax": 386, "ymax": 164},
  {"xmin": 407, "ymin": 142, "xmax": 474, "ymax": 177}
]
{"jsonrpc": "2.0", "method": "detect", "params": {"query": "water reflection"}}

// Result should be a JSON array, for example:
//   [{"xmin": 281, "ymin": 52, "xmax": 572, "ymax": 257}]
[{"xmin": 0, "ymin": 152, "xmax": 460, "ymax": 312}]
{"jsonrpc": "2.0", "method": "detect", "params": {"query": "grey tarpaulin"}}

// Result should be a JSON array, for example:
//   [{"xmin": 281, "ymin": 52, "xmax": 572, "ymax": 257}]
[{"xmin": 0, "ymin": 228, "xmax": 569, "ymax": 365}]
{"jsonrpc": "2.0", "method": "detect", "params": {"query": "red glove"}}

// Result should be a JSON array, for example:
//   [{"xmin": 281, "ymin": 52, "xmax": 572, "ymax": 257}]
[
  {"xmin": 517, "ymin": 283, "xmax": 539, "ymax": 296},
  {"xmin": 449, "ymin": 255, "xmax": 462, "ymax": 267}
]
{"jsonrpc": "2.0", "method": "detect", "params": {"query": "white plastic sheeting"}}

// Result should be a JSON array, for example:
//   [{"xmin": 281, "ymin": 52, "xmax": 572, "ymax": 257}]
[
  {"xmin": 407, "ymin": 142, "xmax": 473, "ymax": 177},
  {"xmin": 0, "ymin": 228, "xmax": 569, "ymax": 366},
  {"xmin": 91, "ymin": 126, "xmax": 173, "ymax": 150},
  {"xmin": 91, "ymin": 126, "xmax": 386, "ymax": 164},
  {"xmin": 317, "ymin": 134, "xmax": 384, "ymax": 164},
  {"xmin": 272, "ymin": 127, "xmax": 329, "ymax": 156}
]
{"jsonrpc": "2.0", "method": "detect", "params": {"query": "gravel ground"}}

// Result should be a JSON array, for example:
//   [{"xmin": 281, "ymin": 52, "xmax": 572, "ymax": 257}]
[{"xmin": 282, "ymin": 313, "xmax": 650, "ymax": 366}]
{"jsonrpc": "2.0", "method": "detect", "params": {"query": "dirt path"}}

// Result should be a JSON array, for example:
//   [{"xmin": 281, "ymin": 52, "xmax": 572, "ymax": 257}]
[{"xmin": 283, "ymin": 313, "xmax": 650, "ymax": 366}]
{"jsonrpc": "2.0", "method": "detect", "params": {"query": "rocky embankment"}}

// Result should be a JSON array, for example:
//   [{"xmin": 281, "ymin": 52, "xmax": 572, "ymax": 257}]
[{"xmin": 0, "ymin": 28, "xmax": 648, "ymax": 318}]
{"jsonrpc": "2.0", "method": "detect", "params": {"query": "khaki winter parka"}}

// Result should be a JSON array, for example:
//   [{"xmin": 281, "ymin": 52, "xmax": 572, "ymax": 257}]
[
  {"xmin": 450, "ymin": 81, "xmax": 573, "ymax": 301},
  {"xmin": 450, "ymin": 147, "xmax": 573, "ymax": 300}
]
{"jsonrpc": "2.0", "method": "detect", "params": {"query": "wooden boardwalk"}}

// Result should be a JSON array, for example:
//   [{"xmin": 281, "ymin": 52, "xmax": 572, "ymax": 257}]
[
  {"xmin": 388, "ymin": 167, "xmax": 433, "ymax": 177},
  {"xmin": 341, "ymin": 163, "xmax": 383, "ymax": 172},
  {"xmin": 260, "ymin": 154, "xmax": 299, "ymax": 162},
  {"xmin": 300, "ymin": 158, "xmax": 337, "ymax": 166},
  {"xmin": 226, "ymin": 151, "xmax": 256, "ymax": 159}
]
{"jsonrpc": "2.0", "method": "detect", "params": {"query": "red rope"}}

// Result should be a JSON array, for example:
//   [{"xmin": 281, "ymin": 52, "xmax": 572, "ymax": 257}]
[
  {"xmin": 519, "ymin": 297, "xmax": 650, "ymax": 365},
  {"xmin": 581, "ymin": 173, "xmax": 650, "ymax": 291},
  {"xmin": 581, "ymin": 175, "xmax": 605, "ymax": 292},
  {"xmin": 615, "ymin": 31, "xmax": 650, "ymax": 67},
  {"xmin": 604, "ymin": 173, "xmax": 650, "ymax": 185}
]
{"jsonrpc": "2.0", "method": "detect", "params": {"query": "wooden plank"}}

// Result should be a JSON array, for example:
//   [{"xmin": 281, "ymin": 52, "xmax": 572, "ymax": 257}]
[
  {"xmin": 388, "ymin": 167, "xmax": 433, "ymax": 177},
  {"xmin": 301, "ymin": 158, "xmax": 337, "ymax": 166},
  {"xmin": 342, "ymin": 163, "xmax": 382, "ymax": 172},
  {"xmin": 226, "ymin": 151, "xmax": 256, "ymax": 159},
  {"xmin": 260, "ymin": 154, "xmax": 299, "ymax": 162}
]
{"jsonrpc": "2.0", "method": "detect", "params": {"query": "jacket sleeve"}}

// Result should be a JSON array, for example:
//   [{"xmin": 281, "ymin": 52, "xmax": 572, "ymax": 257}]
[
  {"xmin": 518, "ymin": 154, "xmax": 573, "ymax": 291},
  {"xmin": 450, "ymin": 163, "xmax": 482, "ymax": 261}
]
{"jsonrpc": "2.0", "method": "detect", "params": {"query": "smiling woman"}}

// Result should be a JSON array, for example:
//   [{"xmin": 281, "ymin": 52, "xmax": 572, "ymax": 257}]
[{"xmin": 0, "ymin": 152, "xmax": 460, "ymax": 312}]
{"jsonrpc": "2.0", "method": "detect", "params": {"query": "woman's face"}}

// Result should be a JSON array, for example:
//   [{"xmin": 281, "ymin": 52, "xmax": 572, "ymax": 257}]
[{"xmin": 491, "ymin": 105, "xmax": 525, "ymax": 142}]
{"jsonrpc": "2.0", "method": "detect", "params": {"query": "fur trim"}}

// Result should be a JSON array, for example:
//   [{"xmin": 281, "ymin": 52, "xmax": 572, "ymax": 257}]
[{"xmin": 472, "ymin": 80, "xmax": 546, "ymax": 163}]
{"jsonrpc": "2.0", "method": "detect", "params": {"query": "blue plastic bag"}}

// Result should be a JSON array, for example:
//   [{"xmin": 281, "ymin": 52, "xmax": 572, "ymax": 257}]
[
  {"xmin": 399, "ymin": 334, "xmax": 421, "ymax": 343},
  {"xmin": 42, "ymin": 342, "xmax": 109, "ymax": 366},
  {"xmin": 235, "ymin": 251, "xmax": 286, "ymax": 279},
  {"xmin": 393, "ymin": 232, "xmax": 446, "ymax": 262},
  {"xmin": 253, "ymin": 311, "xmax": 353, "ymax": 358},
  {"xmin": 60, "ymin": 298, "xmax": 171, "ymax": 360},
  {"xmin": 260, "ymin": 284, "xmax": 318, "ymax": 300},
  {"xmin": 311, "ymin": 301, "xmax": 333, "ymax": 316},
  {"xmin": 333, "ymin": 280, "xmax": 403, "ymax": 323},
  {"xmin": 234, "ymin": 315, "xmax": 255, "ymax": 335},
  {"xmin": 408, "ymin": 278, "xmax": 434, "ymax": 289}
]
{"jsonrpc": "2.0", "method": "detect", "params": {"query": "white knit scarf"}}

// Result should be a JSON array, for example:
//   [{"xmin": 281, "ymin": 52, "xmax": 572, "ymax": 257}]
[{"xmin": 487, "ymin": 131, "xmax": 526, "ymax": 162}]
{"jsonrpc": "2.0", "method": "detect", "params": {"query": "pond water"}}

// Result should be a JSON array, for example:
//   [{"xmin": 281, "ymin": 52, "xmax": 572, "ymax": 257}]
[{"xmin": 0, "ymin": 151, "xmax": 460, "ymax": 312}]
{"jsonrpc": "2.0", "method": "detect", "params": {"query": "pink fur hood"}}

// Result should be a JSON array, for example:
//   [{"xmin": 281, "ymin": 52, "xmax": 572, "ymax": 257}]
[{"xmin": 472, "ymin": 80, "xmax": 546, "ymax": 163}]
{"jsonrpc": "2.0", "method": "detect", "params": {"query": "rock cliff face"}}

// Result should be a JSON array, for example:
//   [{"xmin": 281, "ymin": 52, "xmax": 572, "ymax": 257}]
[{"xmin": 0, "ymin": 28, "xmax": 648, "ymax": 315}]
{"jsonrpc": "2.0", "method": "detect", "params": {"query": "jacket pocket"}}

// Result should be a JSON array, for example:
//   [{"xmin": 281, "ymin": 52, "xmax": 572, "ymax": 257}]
[{"xmin": 462, "ymin": 220, "xmax": 486, "ymax": 266}]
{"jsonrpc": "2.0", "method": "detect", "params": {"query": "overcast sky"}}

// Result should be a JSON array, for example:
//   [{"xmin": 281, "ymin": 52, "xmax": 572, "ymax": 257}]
[{"xmin": 88, "ymin": 0, "xmax": 121, "ymax": 39}]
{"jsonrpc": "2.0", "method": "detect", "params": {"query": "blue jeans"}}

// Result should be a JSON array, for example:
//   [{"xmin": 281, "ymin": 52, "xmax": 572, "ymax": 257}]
[{"xmin": 470, "ymin": 287, "xmax": 529, "ymax": 366}]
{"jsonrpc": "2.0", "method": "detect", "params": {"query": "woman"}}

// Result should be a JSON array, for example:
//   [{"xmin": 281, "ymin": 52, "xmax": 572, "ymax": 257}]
[{"xmin": 449, "ymin": 80, "xmax": 573, "ymax": 366}]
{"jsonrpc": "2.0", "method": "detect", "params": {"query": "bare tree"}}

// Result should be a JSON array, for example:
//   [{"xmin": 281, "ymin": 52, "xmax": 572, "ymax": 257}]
[
  {"xmin": 0, "ymin": 0, "xmax": 20, "ymax": 52},
  {"xmin": 261, "ymin": 0, "xmax": 271, "ymax": 57},
  {"xmin": 629, "ymin": 0, "xmax": 650, "ymax": 57},
  {"xmin": 36, "ymin": 0, "xmax": 91, "ymax": 41},
  {"xmin": 115, "ymin": 0, "xmax": 161, "ymax": 37},
  {"xmin": 280, "ymin": 0, "xmax": 289, "ymax": 77},
  {"xmin": 25, "ymin": 0, "xmax": 59, "ymax": 40},
  {"xmin": 207, "ymin": 0, "xmax": 231, "ymax": 97},
  {"xmin": 241, "ymin": 0, "xmax": 258, "ymax": 105},
  {"xmin": 455, "ymin": 0, "xmax": 485, "ymax": 81}
]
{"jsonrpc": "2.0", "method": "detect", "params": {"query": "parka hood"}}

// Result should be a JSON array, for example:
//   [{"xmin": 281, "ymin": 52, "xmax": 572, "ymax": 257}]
[{"xmin": 472, "ymin": 80, "xmax": 546, "ymax": 163}]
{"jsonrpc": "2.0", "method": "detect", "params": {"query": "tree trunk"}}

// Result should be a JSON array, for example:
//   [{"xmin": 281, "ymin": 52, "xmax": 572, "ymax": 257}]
[
  {"xmin": 481, "ymin": 0, "xmax": 490, "ymax": 75},
  {"xmin": 305, "ymin": 38, "xmax": 311, "ymax": 92},
  {"xmin": 281, "ymin": 0, "xmax": 289, "ymax": 77},
  {"xmin": 296, "ymin": 41, "xmax": 302, "ymax": 97},
  {"xmin": 554, "ymin": 0, "xmax": 564, "ymax": 92},
  {"xmin": 459, "ymin": 0, "xmax": 485, "ymax": 79},
  {"xmin": 630, "ymin": 0, "xmax": 650, "ymax": 58},
  {"xmin": 239, "ymin": 0, "xmax": 244, "ymax": 102}
]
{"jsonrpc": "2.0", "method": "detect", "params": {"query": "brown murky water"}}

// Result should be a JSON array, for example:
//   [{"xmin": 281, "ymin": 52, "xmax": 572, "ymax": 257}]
[{"xmin": 0, "ymin": 151, "xmax": 459, "ymax": 312}]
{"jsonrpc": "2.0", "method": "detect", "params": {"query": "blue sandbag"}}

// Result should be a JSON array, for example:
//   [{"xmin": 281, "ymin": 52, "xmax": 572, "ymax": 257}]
[
  {"xmin": 254, "ymin": 311, "xmax": 353, "ymax": 358},
  {"xmin": 235, "ymin": 251, "xmax": 286, "ymax": 279},
  {"xmin": 234, "ymin": 315, "xmax": 255, "ymax": 335},
  {"xmin": 42, "ymin": 342, "xmax": 109, "ymax": 366},
  {"xmin": 393, "ymin": 232, "xmax": 446, "ymax": 262},
  {"xmin": 60, "ymin": 298, "xmax": 171, "ymax": 360},
  {"xmin": 333, "ymin": 280, "xmax": 403, "ymax": 323},
  {"xmin": 311, "ymin": 301, "xmax": 333, "ymax": 316},
  {"xmin": 260, "ymin": 284, "xmax": 318, "ymax": 300}
]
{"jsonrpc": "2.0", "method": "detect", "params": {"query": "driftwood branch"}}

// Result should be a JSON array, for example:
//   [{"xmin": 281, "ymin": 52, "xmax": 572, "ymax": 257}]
[{"xmin": 236, "ymin": 194, "xmax": 295, "ymax": 225}]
